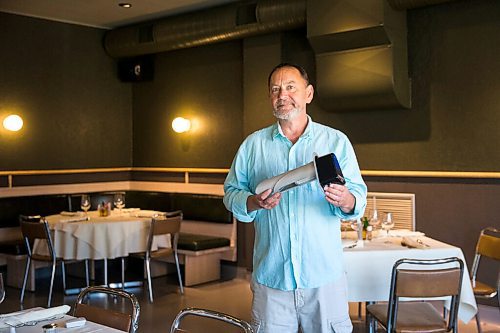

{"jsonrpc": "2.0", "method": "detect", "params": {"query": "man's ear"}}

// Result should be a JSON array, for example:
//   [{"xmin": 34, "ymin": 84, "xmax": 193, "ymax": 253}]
[{"xmin": 306, "ymin": 84, "xmax": 314, "ymax": 104}]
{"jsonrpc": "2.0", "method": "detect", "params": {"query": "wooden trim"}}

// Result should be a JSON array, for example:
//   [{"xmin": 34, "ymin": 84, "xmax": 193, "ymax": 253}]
[
  {"xmin": 0, "ymin": 167, "xmax": 132, "ymax": 176},
  {"xmin": 0, "ymin": 181, "xmax": 223, "ymax": 198},
  {"xmin": 2, "ymin": 167, "xmax": 500, "ymax": 179},
  {"xmin": 362, "ymin": 170, "xmax": 500, "ymax": 179}
]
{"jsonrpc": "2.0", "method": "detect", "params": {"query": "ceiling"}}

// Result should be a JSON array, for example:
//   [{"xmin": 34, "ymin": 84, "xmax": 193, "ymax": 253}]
[{"xmin": 0, "ymin": 0, "xmax": 241, "ymax": 29}]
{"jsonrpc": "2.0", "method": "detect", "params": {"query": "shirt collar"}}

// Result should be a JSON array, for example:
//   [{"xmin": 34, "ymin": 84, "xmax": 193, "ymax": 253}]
[{"xmin": 272, "ymin": 115, "xmax": 314, "ymax": 141}]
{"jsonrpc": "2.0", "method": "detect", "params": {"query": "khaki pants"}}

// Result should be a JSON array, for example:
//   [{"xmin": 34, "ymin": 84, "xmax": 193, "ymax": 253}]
[{"xmin": 250, "ymin": 274, "xmax": 352, "ymax": 333}]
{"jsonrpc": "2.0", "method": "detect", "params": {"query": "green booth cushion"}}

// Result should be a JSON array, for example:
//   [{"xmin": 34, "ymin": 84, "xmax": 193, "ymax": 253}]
[{"xmin": 178, "ymin": 233, "xmax": 230, "ymax": 251}]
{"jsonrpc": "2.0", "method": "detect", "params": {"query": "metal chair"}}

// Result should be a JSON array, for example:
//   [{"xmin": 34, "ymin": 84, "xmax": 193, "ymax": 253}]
[
  {"xmin": 170, "ymin": 307, "xmax": 254, "ymax": 333},
  {"xmin": 74, "ymin": 285, "xmax": 140, "ymax": 333},
  {"xmin": 19, "ymin": 215, "xmax": 89, "ymax": 307},
  {"xmin": 0, "ymin": 273, "xmax": 5, "ymax": 304},
  {"xmin": 366, "ymin": 257, "xmax": 464, "ymax": 333},
  {"xmin": 470, "ymin": 227, "xmax": 500, "ymax": 333},
  {"xmin": 131, "ymin": 211, "xmax": 184, "ymax": 302}
]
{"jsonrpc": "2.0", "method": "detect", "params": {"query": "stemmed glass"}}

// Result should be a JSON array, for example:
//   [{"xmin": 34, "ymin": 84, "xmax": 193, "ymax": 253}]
[
  {"xmin": 381, "ymin": 212, "xmax": 394, "ymax": 237},
  {"xmin": 81, "ymin": 194, "xmax": 91, "ymax": 215},
  {"xmin": 369, "ymin": 209, "xmax": 380, "ymax": 229},
  {"xmin": 113, "ymin": 193, "xmax": 125, "ymax": 213},
  {"xmin": 340, "ymin": 219, "xmax": 351, "ymax": 239}
]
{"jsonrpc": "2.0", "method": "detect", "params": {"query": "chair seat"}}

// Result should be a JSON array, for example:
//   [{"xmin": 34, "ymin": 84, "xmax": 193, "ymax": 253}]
[
  {"xmin": 367, "ymin": 302, "xmax": 448, "ymax": 333},
  {"xmin": 473, "ymin": 280, "xmax": 498, "ymax": 298},
  {"xmin": 131, "ymin": 247, "xmax": 174, "ymax": 260}
]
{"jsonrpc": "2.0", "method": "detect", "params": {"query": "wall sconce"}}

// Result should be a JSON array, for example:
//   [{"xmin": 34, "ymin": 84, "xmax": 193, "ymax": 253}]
[
  {"xmin": 172, "ymin": 117, "xmax": 191, "ymax": 133},
  {"xmin": 3, "ymin": 114, "xmax": 23, "ymax": 132}
]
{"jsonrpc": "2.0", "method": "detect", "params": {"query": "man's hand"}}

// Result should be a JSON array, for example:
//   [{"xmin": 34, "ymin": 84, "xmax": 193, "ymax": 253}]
[
  {"xmin": 323, "ymin": 183, "xmax": 355, "ymax": 214},
  {"xmin": 247, "ymin": 189, "xmax": 282, "ymax": 213}
]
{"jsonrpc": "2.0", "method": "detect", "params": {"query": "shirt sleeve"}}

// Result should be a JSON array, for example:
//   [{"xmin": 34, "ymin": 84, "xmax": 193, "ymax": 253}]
[
  {"xmin": 335, "ymin": 134, "xmax": 367, "ymax": 220},
  {"xmin": 223, "ymin": 142, "xmax": 258, "ymax": 223}
]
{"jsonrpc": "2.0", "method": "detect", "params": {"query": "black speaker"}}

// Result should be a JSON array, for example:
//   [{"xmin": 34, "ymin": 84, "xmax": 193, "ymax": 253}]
[{"xmin": 118, "ymin": 56, "xmax": 154, "ymax": 82}]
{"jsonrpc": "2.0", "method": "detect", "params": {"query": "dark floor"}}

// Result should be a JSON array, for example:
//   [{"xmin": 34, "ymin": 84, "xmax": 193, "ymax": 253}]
[{"xmin": 0, "ymin": 265, "xmax": 498, "ymax": 333}]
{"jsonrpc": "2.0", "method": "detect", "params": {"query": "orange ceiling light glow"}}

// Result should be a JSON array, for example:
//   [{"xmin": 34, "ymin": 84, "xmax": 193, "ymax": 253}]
[
  {"xmin": 172, "ymin": 117, "xmax": 191, "ymax": 133},
  {"xmin": 3, "ymin": 114, "xmax": 24, "ymax": 131}
]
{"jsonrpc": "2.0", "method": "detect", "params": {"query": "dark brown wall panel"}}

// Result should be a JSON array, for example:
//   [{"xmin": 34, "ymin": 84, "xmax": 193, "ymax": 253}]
[
  {"xmin": 0, "ymin": 13, "xmax": 132, "ymax": 171},
  {"xmin": 132, "ymin": 41, "xmax": 243, "ymax": 168}
]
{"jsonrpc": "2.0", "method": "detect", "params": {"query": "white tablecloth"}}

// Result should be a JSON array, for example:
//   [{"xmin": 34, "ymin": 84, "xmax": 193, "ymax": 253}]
[
  {"xmin": 38, "ymin": 210, "xmax": 167, "ymax": 260},
  {"xmin": 343, "ymin": 234, "xmax": 477, "ymax": 323},
  {"xmin": 0, "ymin": 307, "xmax": 123, "ymax": 333}
]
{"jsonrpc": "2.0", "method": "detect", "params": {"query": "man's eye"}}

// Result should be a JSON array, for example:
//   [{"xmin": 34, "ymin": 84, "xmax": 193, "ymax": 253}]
[
  {"xmin": 287, "ymin": 85, "xmax": 296, "ymax": 91},
  {"xmin": 271, "ymin": 87, "xmax": 280, "ymax": 94}
]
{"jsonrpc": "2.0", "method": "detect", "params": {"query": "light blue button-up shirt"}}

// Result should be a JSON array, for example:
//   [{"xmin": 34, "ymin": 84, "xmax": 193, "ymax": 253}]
[{"xmin": 224, "ymin": 117, "xmax": 367, "ymax": 291}]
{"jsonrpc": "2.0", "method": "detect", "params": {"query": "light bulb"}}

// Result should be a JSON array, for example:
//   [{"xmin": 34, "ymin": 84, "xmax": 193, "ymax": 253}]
[
  {"xmin": 172, "ymin": 117, "xmax": 191, "ymax": 133},
  {"xmin": 3, "ymin": 114, "xmax": 23, "ymax": 131}
]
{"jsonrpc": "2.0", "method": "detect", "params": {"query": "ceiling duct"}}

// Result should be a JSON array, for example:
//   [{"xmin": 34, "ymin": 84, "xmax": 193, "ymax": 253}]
[
  {"xmin": 307, "ymin": 0, "xmax": 412, "ymax": 111},
  {"xmin": 104, "ymin": 0, "xmax": 306, "ymax": 58}
]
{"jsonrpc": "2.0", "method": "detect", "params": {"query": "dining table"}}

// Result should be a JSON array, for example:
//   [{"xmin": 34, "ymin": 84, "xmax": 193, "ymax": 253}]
[
  {"xmin": 342, "ymin": 230, "xmax": 477, "ymax": 324},
  {"xmin": 0, "ymin": 306, "xmax": 124, "ymax": 333},
  {"xmin": 31, "ymin": 209, "xmax": 169, "ymax": 291}
]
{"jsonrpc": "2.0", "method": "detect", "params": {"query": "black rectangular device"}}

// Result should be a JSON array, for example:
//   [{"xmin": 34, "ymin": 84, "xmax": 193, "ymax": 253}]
[{"xmin": 314, "ymin": 153, "xmax": 345, "ymax": 187}]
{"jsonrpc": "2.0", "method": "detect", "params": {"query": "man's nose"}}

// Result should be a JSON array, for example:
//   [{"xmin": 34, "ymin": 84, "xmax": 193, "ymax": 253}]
[{"xmin": 278, "ymin": 88, "xmax": 288, "ymax": 98}]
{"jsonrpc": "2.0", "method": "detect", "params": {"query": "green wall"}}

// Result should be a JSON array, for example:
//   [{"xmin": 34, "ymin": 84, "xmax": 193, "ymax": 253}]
[
  {"xmin": 0, "ymin": 13, "xmax": 132, "ymax": 170},
  {"xmin": 1, "ymin": 1, "xmax": 499, "ymax": 172},
  {"xmin": 132, "ymin": 42, "xmax": 243, "ymax": 168}
]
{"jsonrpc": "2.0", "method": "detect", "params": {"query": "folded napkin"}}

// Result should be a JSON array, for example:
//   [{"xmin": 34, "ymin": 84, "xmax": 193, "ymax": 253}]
[
  {"xmin": 2, "ymin": 305, "xmax": 70, "ymax": 328},
  {"xmin": 389, "ymin": 229, "xmax": 425, "ymax": 237},
  {"xmin": 401, "ymin": 236, "xmax": 430, "ymax": 249},
  {"xmin": 60, "ymin": 216, "xmax": 89, "ymax": 223}
]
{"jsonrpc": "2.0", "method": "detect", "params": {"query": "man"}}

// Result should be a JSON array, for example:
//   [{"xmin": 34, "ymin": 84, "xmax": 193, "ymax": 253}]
[{"xmin": 224, "ymin": 63, "xmax": 367, "ymax": 333}]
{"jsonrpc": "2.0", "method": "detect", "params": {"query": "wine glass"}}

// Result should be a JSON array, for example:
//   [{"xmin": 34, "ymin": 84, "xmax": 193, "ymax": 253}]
[
  {"xmin": 350, "ymin": 219, "xmax": 359, "ymax": 232},
  {"xmin": 113, "ymin": 193, "xmax": 125, "ymax": 213},
  {"xmin": 0, "ymin": 272, "xmax": 5, "ymax": 304},
  {"xmin": 368, "ymin": 209, "xmax": 380, "ymax": 237},
  {"xmin": 81, "ymin": 194, "xmax": 91, "ymax": 214},
  {"xmin": 381, "ymin": 212, "xmax": 394, "ymax": 237},
  {"xmin": 340, "ymin": 219, "xmax": 351, "ymax": 239}
]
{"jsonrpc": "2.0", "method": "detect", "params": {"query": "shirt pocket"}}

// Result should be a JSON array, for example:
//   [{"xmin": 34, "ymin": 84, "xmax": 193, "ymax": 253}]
[{"xmin": 329, "ymin": 317, "xmax": 353, "ymax": 333}]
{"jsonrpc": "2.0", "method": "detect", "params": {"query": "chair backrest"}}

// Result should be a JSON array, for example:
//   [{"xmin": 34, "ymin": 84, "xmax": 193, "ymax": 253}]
[
  {"xmin": 19, "ymin": 217, "xmax": 55, "ymax": 261},
  {"xmin": 387, "ymin": 257, "xmax": 464, "ymax": 333},
  {"xmin": 471, "ymin": 227, "xmax": 500, "ymax": 287},
  {"xmin": 0, "ymin": 273, "xmax": 5, "ymax": 304},
  {"xmin": 170, "ymin": 307, "xmax": 254, "ymax": 333},
  {"xmin": 475, "ymin": 227, "xmax": 500, "ymax": 260},
  {"xmin": 74, "ymin": 286, "xmax": 140, "ymax": 333},
  {"xmin": 146, "ymin": 212, "xmax": 182, "ymax": 255},
  {"xmin": 366, "ymin": 192, "xmax": 415, "ymax": 230}
]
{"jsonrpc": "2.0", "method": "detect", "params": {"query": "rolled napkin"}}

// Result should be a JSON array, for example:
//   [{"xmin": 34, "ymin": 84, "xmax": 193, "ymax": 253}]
[
  {"xmin": 121, "ymin": 208, "xmax": 140, "ymax": 213},
  {"xmin": 60, "ymin": 211, "xmax": 80, "ymax": 216},
  {"xmin": 60, "ymin": 216, "xmax": 90, "ymax": 223},
  {"xmin": 3, "ymin": 305, "xmax": 71, "ymax": 327},
  {"xmin": 389, "ymin": 229, "xmax": 425, "ymax": 237},
  {"xmin": 134, "ymin": 210, "xmax": 164, "ymax": 218},
  {"xmin": 401, "ymin": 236, "xmax": 430, "ymax": 249}
]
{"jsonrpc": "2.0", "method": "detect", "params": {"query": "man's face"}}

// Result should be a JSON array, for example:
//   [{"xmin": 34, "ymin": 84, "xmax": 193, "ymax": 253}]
[{"xmin": 269, "ymin": 67, "xmax": 313, "ymax": 121}]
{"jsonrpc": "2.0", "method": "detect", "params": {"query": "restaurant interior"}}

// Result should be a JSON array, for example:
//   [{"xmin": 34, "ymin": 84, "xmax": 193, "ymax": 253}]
[{"xmin": 0, "ymin": 0, "xmax": 499, "ymax": 332}]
